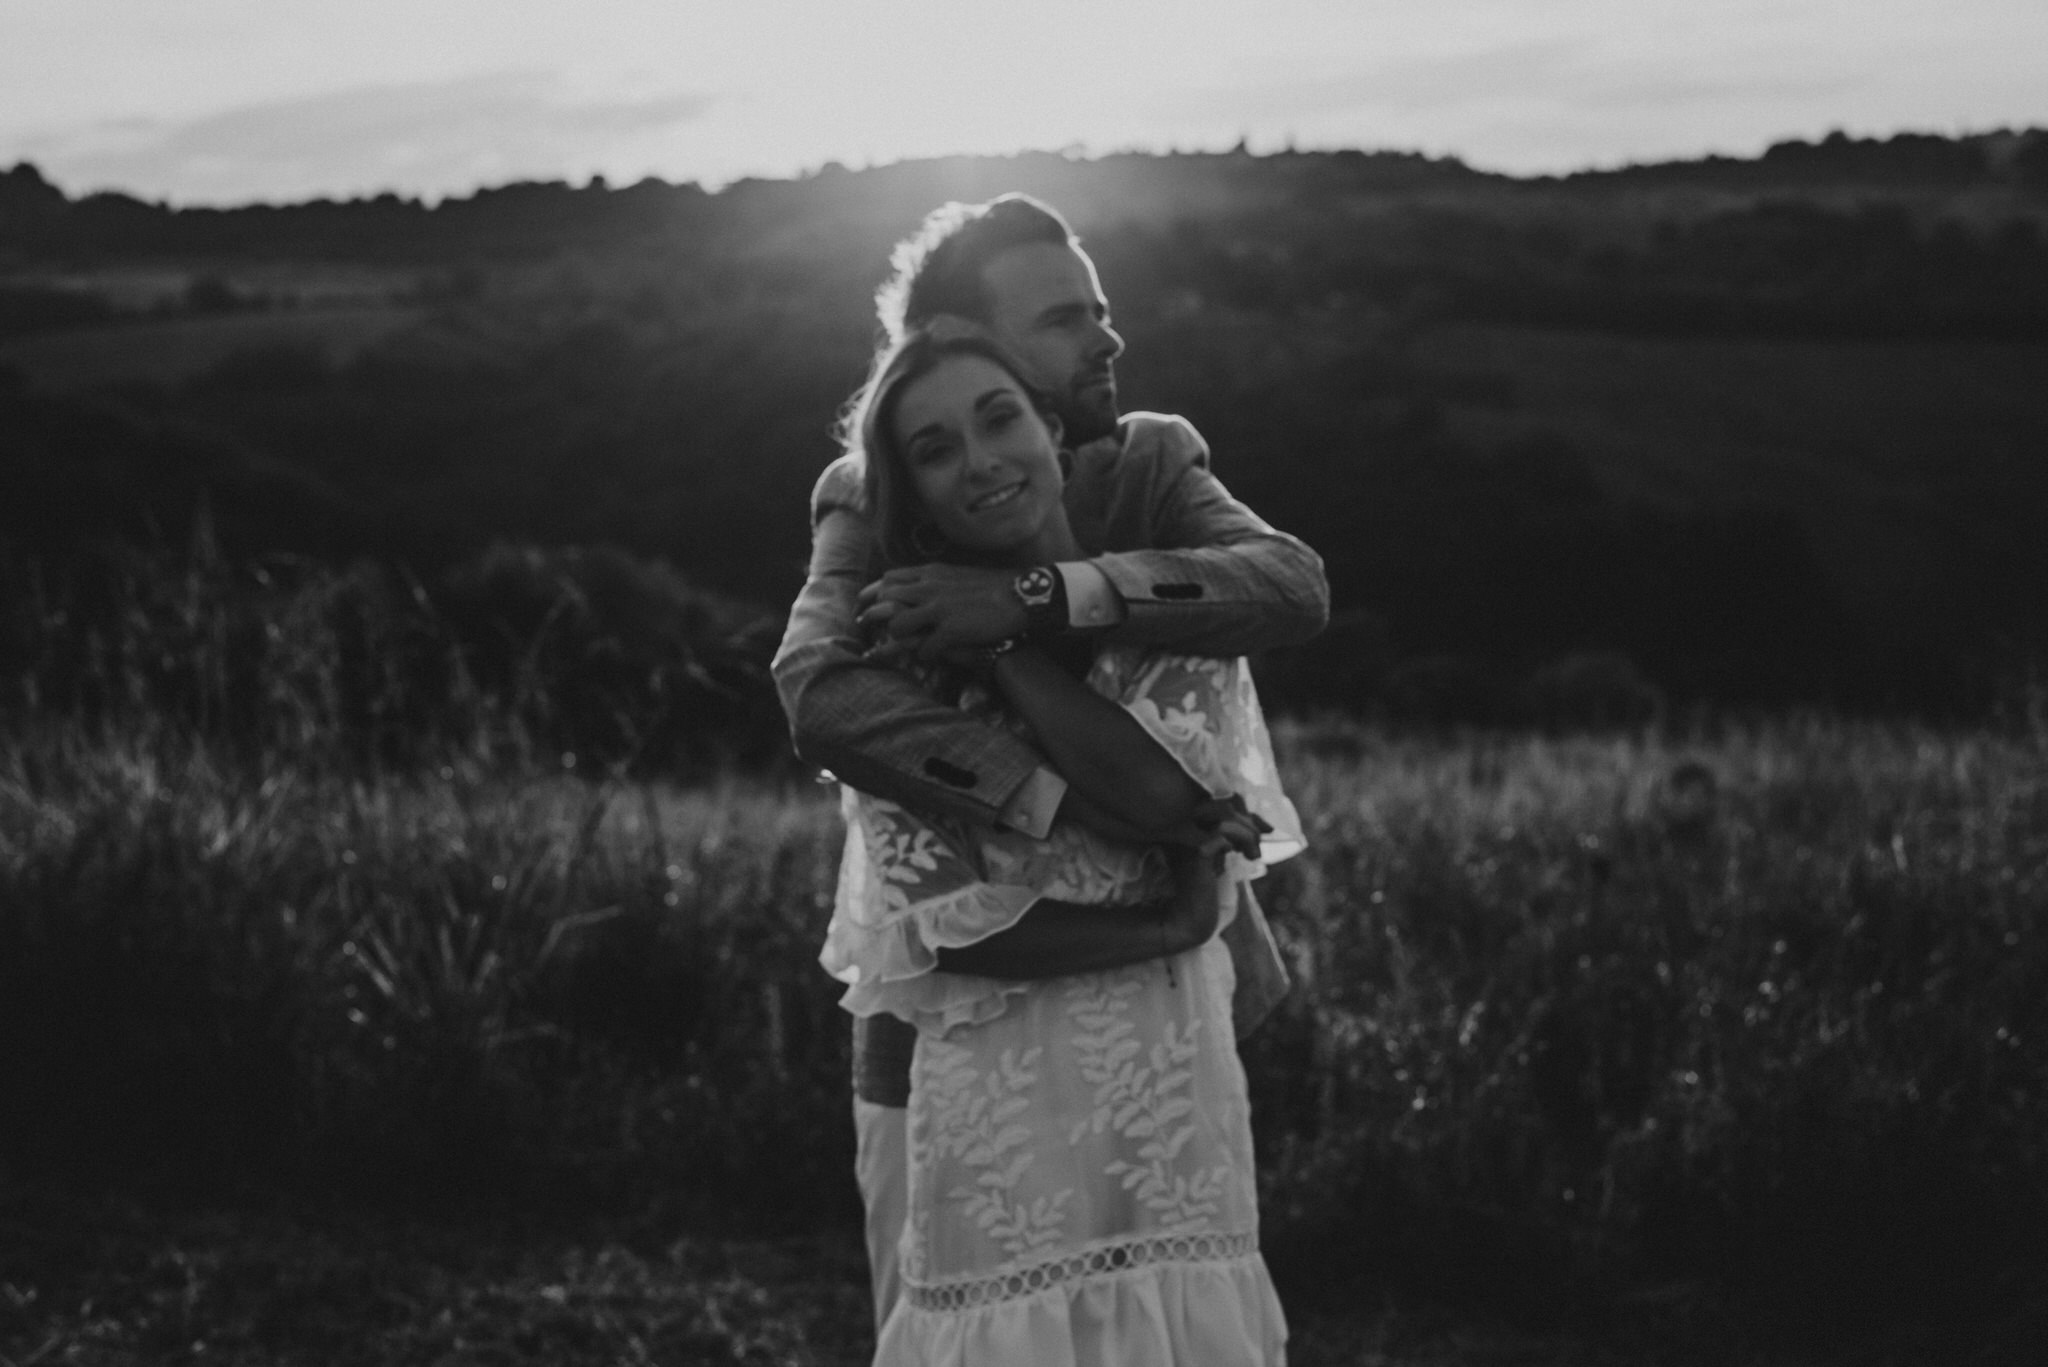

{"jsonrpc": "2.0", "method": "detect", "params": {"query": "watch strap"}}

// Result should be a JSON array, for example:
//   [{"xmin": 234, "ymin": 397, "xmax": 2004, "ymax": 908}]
[{"xmin": 1013, "ymin": 564, "xmax": 1067, "ymax": 634}]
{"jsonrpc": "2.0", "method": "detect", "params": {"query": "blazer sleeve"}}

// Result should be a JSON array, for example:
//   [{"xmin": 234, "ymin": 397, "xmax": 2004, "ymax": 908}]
[
  {"xmin": 1090, "ymin": 414, "xmax": 1331, "ymax": 655},
  {"xmin": 771, "ymin": 454, "xmax": 1046, "ymax": 826}
]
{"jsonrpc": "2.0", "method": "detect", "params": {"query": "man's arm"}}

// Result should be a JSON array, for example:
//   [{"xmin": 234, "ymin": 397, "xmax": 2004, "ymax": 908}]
[{"xmin": 1081, "ymin": 412, "xmax": 1329, "ymax": 656}]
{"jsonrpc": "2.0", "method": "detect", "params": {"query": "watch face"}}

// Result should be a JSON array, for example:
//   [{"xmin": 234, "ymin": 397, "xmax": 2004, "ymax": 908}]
[{"xmin": 1015, "ymin": 566, "xmax": 1058, "ymax": 607}]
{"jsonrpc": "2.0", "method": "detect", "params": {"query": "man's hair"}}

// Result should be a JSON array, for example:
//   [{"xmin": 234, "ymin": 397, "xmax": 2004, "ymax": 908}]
[{"xmin": 874, "ymin": 193, "xmax": 1076, "ymax": 343}]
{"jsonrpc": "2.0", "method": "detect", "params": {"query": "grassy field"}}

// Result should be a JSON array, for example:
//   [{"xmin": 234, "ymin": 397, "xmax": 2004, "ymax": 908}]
[
  {"xmin": 0, "ymin": 1197, "xmax": 1769, "ymax": 1367},
  {"xmin": 4, "ymin": 705, "xmax": 2045, "ymax": 1363}
]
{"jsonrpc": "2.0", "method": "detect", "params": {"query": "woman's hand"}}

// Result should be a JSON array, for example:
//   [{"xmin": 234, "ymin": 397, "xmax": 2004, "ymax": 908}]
[
  {"xmin": 1053, "ymin": 786, "xmax": 1271, "ymax": 869},
  {"xmin": 1160, "ymin": 792, "xmax": 1273, "ymax": 869}
]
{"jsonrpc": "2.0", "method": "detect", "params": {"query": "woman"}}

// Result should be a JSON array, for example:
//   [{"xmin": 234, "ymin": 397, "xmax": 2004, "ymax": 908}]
[{"xmin": 820, "ymin": 329, "xmax": 1302, "ymax": 1364}]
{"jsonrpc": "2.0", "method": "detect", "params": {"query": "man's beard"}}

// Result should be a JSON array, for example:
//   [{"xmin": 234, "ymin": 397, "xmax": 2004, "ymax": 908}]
[{"xmin": 1058, "ymin": 371, "xmax": 1120, "ymax": 445}]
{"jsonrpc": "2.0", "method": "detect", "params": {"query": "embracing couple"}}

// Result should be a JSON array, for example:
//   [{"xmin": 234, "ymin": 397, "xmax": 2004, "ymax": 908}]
[{"xmin": 774, "ymin": 194, "xmax": 1328, "ymax": 1364}]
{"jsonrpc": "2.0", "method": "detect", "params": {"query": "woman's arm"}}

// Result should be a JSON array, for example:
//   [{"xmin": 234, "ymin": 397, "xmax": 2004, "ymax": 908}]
[
  {"xmin": 934, "ymin": 847, "xmax": 1220, "ymax": 980},
  {"xmin": 984, "ymin": 645, "xmax": 1209, "ymax": 843}
]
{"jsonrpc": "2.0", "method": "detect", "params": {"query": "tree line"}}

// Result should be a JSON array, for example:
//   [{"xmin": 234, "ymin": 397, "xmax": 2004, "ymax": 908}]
[{"xmin": 5, "ymin": 134, "xmax": 2046, "ymax": 730}]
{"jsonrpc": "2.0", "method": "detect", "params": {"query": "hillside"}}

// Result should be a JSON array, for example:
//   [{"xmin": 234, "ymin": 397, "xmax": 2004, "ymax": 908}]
[{"xmin": 4, "ymin": 131, "xmax": 2046, "ymax": 716}]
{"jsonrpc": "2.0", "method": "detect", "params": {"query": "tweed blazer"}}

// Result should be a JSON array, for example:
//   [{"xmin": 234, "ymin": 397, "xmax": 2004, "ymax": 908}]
[{"xmin": 773, "ymin": 410, "xmax": 1329, "ymax": 826}]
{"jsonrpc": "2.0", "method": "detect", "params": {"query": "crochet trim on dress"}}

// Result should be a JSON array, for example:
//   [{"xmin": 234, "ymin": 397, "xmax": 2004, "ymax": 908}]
[{"xmin": 903, "ymin": 1229, "xmax": 1258, "ymax": 1312}]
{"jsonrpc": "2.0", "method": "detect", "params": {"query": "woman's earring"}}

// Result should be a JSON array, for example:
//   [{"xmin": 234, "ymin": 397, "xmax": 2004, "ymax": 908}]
[{"xmin": 910, "ymin": 522, "xmax": 948, "ymax": 561}]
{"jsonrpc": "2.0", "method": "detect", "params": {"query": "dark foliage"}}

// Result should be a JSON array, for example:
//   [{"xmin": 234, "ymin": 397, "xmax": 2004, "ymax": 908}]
[
  {"xmin": 0, "ymin": 538, "xmax": 787, "ymax": 776},
  {"xmin": 4, "ymin": 137, "xmax": 2046, "ymax": 715}
]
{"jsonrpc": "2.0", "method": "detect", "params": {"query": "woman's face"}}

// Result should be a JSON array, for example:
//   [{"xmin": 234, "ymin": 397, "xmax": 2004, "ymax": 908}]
[{"xmin": 891, "ymin": 354, "xmax": 1065, "ymax": 559}]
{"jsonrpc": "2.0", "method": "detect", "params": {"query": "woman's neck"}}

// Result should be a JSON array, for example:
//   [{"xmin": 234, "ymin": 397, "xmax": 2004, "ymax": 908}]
[
  {"xmin": 1005, "ymin": 504, "xmax": 1081, "ymax": 569},
  {"xmin": 951, "ymin": 504, "xmax": 1080, "ymax": 571}
]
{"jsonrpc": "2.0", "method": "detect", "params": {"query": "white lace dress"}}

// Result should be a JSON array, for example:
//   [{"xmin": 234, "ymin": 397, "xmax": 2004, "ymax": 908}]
[{"xmin": 821, "ymin": 650, "xmax": 1303, "ymax": 1366}]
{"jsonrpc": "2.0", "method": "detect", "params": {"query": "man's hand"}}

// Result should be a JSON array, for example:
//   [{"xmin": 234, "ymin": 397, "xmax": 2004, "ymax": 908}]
[{"xmin": 857, "ymin": 564, "xmax": 1030, "ymax": 664}]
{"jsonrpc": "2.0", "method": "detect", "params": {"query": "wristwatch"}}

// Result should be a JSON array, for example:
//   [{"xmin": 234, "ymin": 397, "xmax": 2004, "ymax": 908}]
[{"xmin": 1013, "ymin": 565, "xmax": 1065, "ymax": 633}]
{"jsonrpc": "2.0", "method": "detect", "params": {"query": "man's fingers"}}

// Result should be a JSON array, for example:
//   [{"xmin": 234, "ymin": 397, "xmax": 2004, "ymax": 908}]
[
  {"xmin": 858, "ymin": 602, "xmax": 943, "ymax": 641},
  {"xmin": 859, "ymin": 568, "xmax": 931, "ymax": 608},
  {"xmin": 887, "ymin": 603, "xmax": 943, "ymax": 639},
  {"xmin": 855, "ymin": 599, "xmax": 900, "ymax": 632}
]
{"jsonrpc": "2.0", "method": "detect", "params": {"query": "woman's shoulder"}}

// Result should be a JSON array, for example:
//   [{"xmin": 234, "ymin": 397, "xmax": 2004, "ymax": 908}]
[{"xmin": 809, "ymin": 451, "xmax": 868, "ymax": 522}]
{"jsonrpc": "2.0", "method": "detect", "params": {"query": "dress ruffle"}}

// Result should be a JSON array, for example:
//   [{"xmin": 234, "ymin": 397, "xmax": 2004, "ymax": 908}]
[
  {"xmin": 822, "ymin": 784, "xmax": 1170, "ymax": 1035},
  {"xmin": 876, "ymin": 1249, "xmax": 1288, "ymax": 1367}
]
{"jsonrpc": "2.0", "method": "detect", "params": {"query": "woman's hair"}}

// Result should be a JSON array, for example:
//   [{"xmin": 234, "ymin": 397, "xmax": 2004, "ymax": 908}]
[{"xmin": 841, "ymin": 327, "xmax": 1058, "ymax": 569}]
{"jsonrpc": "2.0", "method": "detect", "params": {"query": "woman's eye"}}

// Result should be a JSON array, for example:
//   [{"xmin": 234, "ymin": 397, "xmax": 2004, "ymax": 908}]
[{"xmin": 908, "ymin": 439, "xmax": 953, "ymax": 467}]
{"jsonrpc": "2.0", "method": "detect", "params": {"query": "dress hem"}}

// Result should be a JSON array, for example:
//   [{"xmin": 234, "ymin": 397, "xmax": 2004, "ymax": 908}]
[{"xmin": 876, "ymin": 1250, "xmax": 1287, "ymax": 1367}]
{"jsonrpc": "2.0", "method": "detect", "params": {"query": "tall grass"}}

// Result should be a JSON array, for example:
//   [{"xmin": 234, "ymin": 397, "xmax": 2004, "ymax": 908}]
[
  {"xmin": 0, "ymin": 724, "xmax": 851, "ymax": 1222},
  {"xmin": 1247, "ymin": 720, "xmax": 2048, "ymax": 1320},
  {"xmin": 4, "ymin": 546, "xmax": 2046, "ymax": 1331}
]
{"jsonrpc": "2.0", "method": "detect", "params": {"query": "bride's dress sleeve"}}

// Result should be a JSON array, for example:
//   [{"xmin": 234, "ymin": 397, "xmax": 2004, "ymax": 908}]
[
  {"xmin": 821, "ymin": 783, "xmax": 1166, "ymax": 1034},
  {"xmin": 821, "ymin": 789, "xmax": 1038, "ymax": 986},
  {"xmin": 1111, "ymin": 652, "xmax": 1305, "ymax": 870}
]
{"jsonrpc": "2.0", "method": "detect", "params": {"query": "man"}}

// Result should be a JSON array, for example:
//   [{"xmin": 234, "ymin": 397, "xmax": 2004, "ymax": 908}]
[{"xmin": 772, "ymin": 193, "xmax": 1328, "ymax": 1327}]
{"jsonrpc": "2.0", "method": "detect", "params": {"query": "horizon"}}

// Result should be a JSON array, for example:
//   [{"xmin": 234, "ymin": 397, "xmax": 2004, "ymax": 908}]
[
  {"xmin": 3, "ymin": 0, "xmax": 2045, "ymax": 209},
  {"xmin": 7, "ymin": 124, "xmax": 2039, "ymax": 215}
]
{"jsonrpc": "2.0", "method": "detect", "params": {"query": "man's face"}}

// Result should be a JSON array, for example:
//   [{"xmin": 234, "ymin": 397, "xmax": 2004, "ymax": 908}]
[{"xmin": 979, "ymin": 241, "xmax": 1125, "ymax": 446}]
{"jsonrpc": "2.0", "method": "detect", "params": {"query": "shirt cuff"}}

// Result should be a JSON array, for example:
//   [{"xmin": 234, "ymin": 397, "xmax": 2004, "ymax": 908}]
[
  {"xmin": 996, "ymin": 765, "xmax": 1067, "ymax": 840},
  {"xmin": 1055, "ymin": 560, "xmax": 1125, "ymax": 630}
]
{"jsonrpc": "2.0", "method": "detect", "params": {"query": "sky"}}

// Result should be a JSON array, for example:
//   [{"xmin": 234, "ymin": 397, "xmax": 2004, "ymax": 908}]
[{"xmin": 2, "ymin": 0, "xmax": 2044, "ymax": 206}]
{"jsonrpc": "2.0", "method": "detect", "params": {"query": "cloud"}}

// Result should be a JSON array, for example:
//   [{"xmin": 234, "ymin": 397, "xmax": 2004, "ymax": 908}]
[
  {"xmin": 1148, "ymin": 39, "xmax": 1860, "ymax": 125},
  {"xmin": 18, "ymin": 71, "xmax": 715, "ymax": 204}
]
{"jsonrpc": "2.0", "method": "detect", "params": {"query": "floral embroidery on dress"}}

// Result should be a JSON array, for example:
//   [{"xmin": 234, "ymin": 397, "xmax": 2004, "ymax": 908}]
[
  {"xmin": 1064, "ymin": 972, "xmax": 1231, "ymax": 1232},
  {"xmin": 920, "ymin": 1037, "xmax": 1071, "ymax": 1259},
  {"xmin": 860, "ymin": 800, "xmax": 952, "ymax": 908}
]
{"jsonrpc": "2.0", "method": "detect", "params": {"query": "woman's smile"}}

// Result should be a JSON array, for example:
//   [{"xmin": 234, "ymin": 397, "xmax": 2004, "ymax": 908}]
[{"xmin": 967, "ymin": 479, "xmax": 1027, "ymax": 512}]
